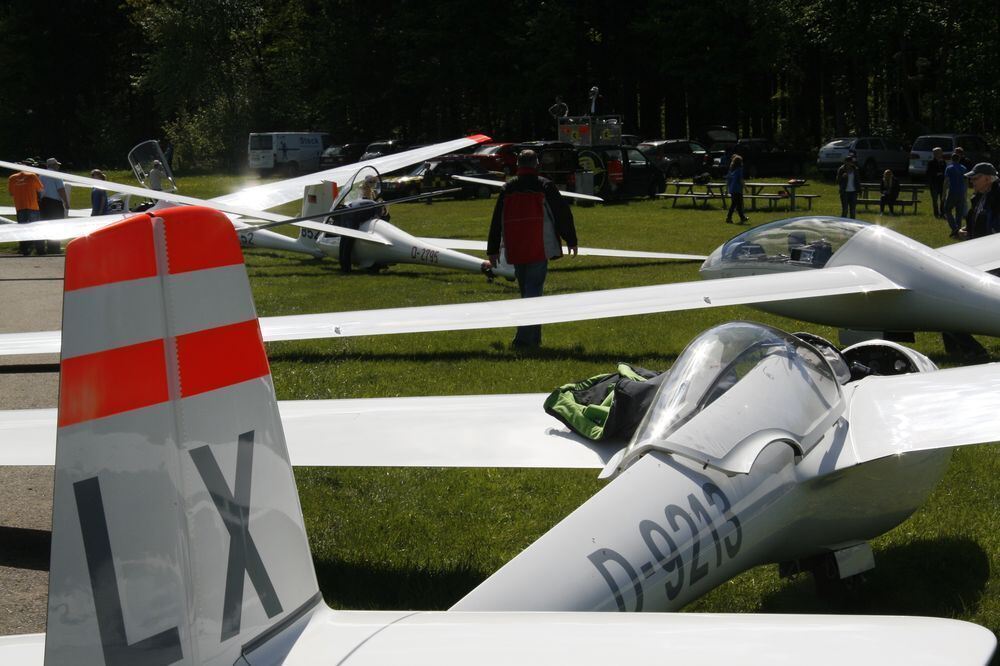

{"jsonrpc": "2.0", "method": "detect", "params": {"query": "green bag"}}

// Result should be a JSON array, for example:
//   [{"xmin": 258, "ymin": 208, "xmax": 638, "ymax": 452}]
[{"xmin": 543, "ymin": 363, "xmax": 664, "ymax": 441}]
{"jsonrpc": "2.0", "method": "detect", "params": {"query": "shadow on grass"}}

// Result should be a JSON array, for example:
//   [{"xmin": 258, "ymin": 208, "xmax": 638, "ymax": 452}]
[
  {"xmin": 0, "ymin": 526, "xmax": 50, "ymax": 571},
  {"xmin": 761, "ymin": 536, "xmax": 990, "ymax": 617},
  {"xmin": 314, "ymin": 557, "xmax": 484, "ymax": 610},
  {"xmin": 268, "ymin": 347, "xmax": 680, "ymax": 367}
]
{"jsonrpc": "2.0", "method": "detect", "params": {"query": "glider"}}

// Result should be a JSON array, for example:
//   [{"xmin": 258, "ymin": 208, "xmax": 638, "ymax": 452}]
[
  {"xmin": 0, "ymin": 208, "xmax": 994, "ymax": 664},
  {"xmin": 0, "ymin": 145, "xmax": 705, "ymax": 284},
  {"xmin": 2, "ymin": 214, "xmax": 998, "ymax": 357}
]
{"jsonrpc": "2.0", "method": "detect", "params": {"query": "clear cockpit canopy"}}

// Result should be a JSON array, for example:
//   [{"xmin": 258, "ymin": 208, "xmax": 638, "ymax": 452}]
[
  {"xmin": 127, "ymin": 140, "xmax": 177, "ymax": 193},
  {"xmin": 334, "ymin": 165, "xmax": 383, "ymax": 209},
  {"xmin": 700, "ymin": 216, "xmax": 870, "ymax": 275},
  {"xmin": 599, "ymin": 322, "xmax": 845, "ymax": 479}
]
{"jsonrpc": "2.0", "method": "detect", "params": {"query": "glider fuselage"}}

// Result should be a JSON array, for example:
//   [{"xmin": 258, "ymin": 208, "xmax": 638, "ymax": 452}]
[{"xmin": 700, "ymin": 221, "xmax": 1000, "ymax": 335}]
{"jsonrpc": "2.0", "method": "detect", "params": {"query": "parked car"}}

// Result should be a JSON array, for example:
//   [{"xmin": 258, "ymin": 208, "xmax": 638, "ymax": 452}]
[
  {"xmin": 909, "ymin": 133, "xmax": 995, "ymax": 177},
  {"xmin": 469, "ymin": 142, "xmax": 518, "ymax": 174},
  {"xmin": 318, "ymin": 143, "xmax": 367, "ymax": 169},
  {"xmin": 695, "ymin": 125, "xmax": 739, "ymax": 160},
  {"xmin": 360, "ymin": 139, "xmax": 408, "ymax": 161},
  {"xmin": 512, "ymin": 141, "xmax": 580, "ymax": 189},
  {"xmin": 637, "ymin": 139, "xmax": 713, "ymax": 178},
  {"xmin": 577, "ymin": 144, "xmax": 666, "ymax": 199},
  {"xmin": 817, "ymin": 136, "xmax": 909, "ymax": 179},
  {"xmin": 379, "ymin": 156, "xmax": 503, "ymax": 200}
]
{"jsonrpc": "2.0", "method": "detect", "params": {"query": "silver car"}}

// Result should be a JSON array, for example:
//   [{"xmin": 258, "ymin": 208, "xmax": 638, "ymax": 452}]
[
  {"xmin": 817, "ymin": 136, "xmax": 909, "ymax": 180},
  {"xmin": 908, "ymin": 134, "xmax": 995, "ymax": 177}
]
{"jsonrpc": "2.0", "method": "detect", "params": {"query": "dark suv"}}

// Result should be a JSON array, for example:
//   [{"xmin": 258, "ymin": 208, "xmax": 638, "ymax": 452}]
[
  {"xmin": 319, "ymin": 143, "xmax": 367, "ymax": 169},
  {"xmin": 360, "ymin": 140, "xmax": 408, "ymax": 161},
  {"xmin": 637, "ymin": 139, "xmax": 712, "ymax": 177},
  {"xmin": 577, "ymin": 145, "xmax": 666, "ymax": 199}
]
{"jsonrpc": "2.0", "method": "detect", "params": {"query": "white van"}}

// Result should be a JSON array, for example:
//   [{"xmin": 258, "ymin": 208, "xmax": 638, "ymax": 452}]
[{"xmin": 248, "ymin": 132, "xmax": 331, "ymax": 174}]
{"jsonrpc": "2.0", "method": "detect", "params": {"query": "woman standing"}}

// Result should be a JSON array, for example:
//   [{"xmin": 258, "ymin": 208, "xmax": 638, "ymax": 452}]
[
  {"xmin": 725, "ymin": 155, "xmax": 749, "ymax": 224},
  {"xmin": 89, "ymin": 169, "xmax": 109, "ymax": 215}
]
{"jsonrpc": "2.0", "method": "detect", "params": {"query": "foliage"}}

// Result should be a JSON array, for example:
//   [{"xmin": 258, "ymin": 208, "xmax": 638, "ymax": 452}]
[{"xmin": 4, "ymin": 1, "xmax": 1000, "ymax": 168}]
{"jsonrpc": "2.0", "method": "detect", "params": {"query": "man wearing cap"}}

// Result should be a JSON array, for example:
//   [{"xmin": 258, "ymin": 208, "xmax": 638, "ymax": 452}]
[
  {"xmin": 487, "ymin": 149, "xmax": 578, "ymax": 349},
  {"xmin": 964, "ymin": 162, "xmax": 1000, "ymax": 239},
  {"xmin": 38, "ymin": 158, "xmax": 70, "ymax": 254},
  {"xmin": 836, "ymin": 154, "xmax": 861, "ymax": 218},
  {"xmin": 6, "ymin": 159, "xmax": 44, "ymax": 256},
  {"xmin": 942, "ymin": 152, "xmax": 969, "ymax": 238}
]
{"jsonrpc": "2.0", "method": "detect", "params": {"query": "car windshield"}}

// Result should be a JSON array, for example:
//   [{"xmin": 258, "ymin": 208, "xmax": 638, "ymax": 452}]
[
  {"xmin": 912, "ymin": 136, "xmax": 953, "ymax": 152},
  {"xmin": 823, "ymin": 139, "xmax": 853, "ymax": 149},
  {"xmin": 701, "ymin": 216, "xmax": 869, "ymax": 273},
  {"xmin": 706, "ymin": 129, "xmax": 738, "ymax": 143},
  {"xmin": 476, "ymin": 145, "xmax": 502, "ymax": 155},
  {"xmin": 605, "ymin": 322, "xmax": 841, "ymax": 475},
  {"xmin": 249, "ymin": 135, "xmax": 272, "ymax": 150}
]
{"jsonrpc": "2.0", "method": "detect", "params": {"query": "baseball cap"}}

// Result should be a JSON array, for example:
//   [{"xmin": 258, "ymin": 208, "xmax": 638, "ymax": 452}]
[
  {"xmin": 964, "ymin": 162, "xmax": 998, "ymax": 178},
  {"xmin": 46, "ymin": 157, "xmax": 61, "ymax": 169}
]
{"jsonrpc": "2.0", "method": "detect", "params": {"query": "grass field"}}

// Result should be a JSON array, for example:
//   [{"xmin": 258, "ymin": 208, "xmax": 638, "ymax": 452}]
[{"xmin": 2, "ymin": 171, "xmax": 998, "ymax": 655}]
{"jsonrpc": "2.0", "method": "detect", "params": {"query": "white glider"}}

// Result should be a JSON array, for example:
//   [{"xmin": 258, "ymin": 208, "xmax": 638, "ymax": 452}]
[{"xmin": 0, "ymin": 208, "xmax": 994, "ymax": 664}]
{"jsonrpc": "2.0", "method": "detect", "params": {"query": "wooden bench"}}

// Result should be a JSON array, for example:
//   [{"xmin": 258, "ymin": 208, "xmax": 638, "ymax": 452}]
[
  {"xmin": 656, "ymin": 192, "xmax": 726, "ymax": 209},
  {"xmin": 857, "ymin": 197, "xmax": 921, "ymax": 214},
  {"xmin": 743, "ymin": 193, "xmax": 784, "ymax": 210},
  {"xmin": 797, "ymin": 194, "xmax": 820, "ymax": 210}
]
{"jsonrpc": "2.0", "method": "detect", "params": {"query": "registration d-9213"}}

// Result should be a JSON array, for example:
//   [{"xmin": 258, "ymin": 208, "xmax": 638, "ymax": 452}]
[{"xmin": 588, "ymin": 481, "xmax": 743, "ymax": 611}]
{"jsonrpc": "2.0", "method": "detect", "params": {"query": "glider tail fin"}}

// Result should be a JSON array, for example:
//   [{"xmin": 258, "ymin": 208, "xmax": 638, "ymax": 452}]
[
  {"xmin": 46, "ymin": 207, "xmax": 321, "ymax": 666},
  {"xmin": 297, "ymin": 181, "xmax": 339, "ymax": 250}
]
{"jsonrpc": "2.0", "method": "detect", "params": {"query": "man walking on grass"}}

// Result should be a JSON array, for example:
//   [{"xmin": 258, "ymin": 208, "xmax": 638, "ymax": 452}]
[{"xmin": 486, "ymin": 150, "xmax": 578, "ymax": 349}]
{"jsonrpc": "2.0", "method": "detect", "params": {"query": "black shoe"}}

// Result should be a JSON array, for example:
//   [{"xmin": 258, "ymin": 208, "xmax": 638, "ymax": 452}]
[{"xmin": 739, "ymin": 217, "xmax": 749, "ymax": 224}]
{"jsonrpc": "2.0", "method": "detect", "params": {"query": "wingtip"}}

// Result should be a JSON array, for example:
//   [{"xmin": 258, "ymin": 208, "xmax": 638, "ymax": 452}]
[{"xmin": 467, "ymin": 134, "xmax": 492, "ymax": 144}]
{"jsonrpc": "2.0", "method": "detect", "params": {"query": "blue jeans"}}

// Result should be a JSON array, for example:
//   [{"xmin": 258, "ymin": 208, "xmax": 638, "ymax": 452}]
[
  {"xmin": 513, "ymin": 260, "xmax": 547, "ymax": 346},
  {"xmin": 839, "ymin": 191, "xmax": 857, "ymax": 218},
  {"xmin": 943, "ymin": 192, "xmax": 968, "ymax": 232},
  {"xmin": 16, "ymin": 209, "xmax": 42, "ymax": 255}
]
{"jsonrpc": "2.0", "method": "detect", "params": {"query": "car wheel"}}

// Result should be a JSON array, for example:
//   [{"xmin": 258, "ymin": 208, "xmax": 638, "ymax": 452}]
[
  {"xmin": 667, "ymin": 164, "xmax": 681, "ymax": 179},
  {"xmin": 475, "ymin": 185, "xmax": 491, "ymax": 199},
  {"xmin": 863, "ymin": 159, "xmax": 878, "ymax": 180}
]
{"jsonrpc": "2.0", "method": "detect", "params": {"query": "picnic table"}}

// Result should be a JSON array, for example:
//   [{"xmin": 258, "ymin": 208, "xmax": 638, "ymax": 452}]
[
  {"xmin": 656, "ymin": 180, "xmax": 729, "ymax": 208},
  {"xmin": 857, "ymin": 182, "xmax": 925, "ymax": 214},
  {"xmin": 743, "ymin": 181, "xmax": 817, "ymax": 212}
]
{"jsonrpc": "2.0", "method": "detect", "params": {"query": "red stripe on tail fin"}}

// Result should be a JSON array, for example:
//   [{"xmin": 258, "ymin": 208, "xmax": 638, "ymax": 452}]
[
  {"xmin": 176, "ymin": 319, "xmax": 270, "ymax": 397},
  {"xmin": 160, "ymin": 206, "xmax": 244, "ymax": 275},
  {"xmin": 64, "ymin": 214, "xmax": 157, "ymax": 292},
  {"xmin": 58, "ymin": 339, "xmax": 169, "ymax": 426}
]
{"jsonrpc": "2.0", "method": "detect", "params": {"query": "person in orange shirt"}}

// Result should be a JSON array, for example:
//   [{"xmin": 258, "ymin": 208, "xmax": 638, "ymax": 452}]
[{"xmin": 7, "ymin": 159, "xmax": 44, "ymax": 256}]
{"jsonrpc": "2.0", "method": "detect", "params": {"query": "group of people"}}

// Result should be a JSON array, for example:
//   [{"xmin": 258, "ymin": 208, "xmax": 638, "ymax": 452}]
[
  {"xmin": 833, "ymin": 148, "xmax": 999, "ymax": 240},
  {"xmin": 6, "ymin": 158, "xmax": 70, "ymax": 256},
  {"xmin": 925, "ymin": 147, "xmax": 1000, "ymax": 239}
]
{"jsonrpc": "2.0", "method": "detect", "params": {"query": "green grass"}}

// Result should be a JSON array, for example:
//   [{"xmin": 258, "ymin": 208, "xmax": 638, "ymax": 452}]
[{"xmin": 3, "ymin": 173, "xmax": 998, "ymax": 654}]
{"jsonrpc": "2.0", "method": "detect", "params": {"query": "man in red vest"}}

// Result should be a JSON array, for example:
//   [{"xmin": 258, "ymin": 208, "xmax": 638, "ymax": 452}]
[{"xmin": 487, "ymin": 150, "xmax": 578, "ymax": 348}]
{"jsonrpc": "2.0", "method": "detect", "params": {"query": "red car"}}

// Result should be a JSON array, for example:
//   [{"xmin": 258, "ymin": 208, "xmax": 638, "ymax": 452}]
[{"xmin": 470, "ymin": 142, "xmax": 518, "ymax": 174}]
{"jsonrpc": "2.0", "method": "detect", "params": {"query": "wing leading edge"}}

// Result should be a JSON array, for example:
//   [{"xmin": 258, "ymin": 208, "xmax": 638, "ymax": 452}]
[
  {"xmin": 0, "ymin": 264, "xmax": 901, "ymax": 357},
  {"xmin": 0, "ymin": 394, "xmax": 610, "ymax": 468},
  {"xmin": 421, "ymin": 237, "xmax": 708, "ymax": 261}
]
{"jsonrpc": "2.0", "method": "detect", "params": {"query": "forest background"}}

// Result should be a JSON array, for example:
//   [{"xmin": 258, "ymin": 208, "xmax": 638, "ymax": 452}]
[{"xmin": 2, "ymin": 0, "xmax": 997, "ymax": 170}]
